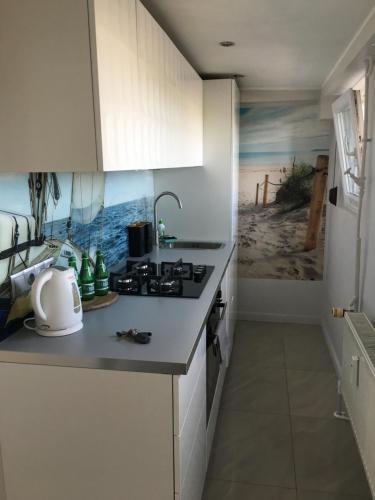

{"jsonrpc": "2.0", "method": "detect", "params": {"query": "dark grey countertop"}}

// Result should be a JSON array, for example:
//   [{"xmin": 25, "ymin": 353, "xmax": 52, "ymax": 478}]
[{"xmin": 0, "ymin": 242, "xmax": 235, "ymax": 375}]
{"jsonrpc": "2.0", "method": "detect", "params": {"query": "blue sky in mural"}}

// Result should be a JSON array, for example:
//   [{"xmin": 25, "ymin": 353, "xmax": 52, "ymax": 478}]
[
  {"xmin": 0, "ymin": 174, "xmax": 31, "ymax": 215},
  {"xmin": 240, "ymin": 101, "xmax": 331, "ymax": 166},
  {"xmin": 0, "ymin": 171, "xmax": 154, "ymax": 220},
  {"xmin": 104, "ymin": 171, "xmax": 154, "ymax": 206}
]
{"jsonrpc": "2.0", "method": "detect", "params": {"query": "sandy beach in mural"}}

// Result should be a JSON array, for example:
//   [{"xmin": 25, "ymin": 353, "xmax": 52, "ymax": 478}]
[
  {"xmin": 238, "ymin": 164, "xmax": 325, "ymax": 280},
  {"xmin": 238, "ymin": 190, "xmax": 325, "ymax": 281}
]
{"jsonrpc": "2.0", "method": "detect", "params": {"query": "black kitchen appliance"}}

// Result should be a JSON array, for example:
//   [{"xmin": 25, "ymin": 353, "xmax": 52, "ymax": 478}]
[
  {"xmin": 109, "ymin": 258, "xmax": 214, "ymax": 299},
  {"xmin": 142, "ymin": 221, "xmax": 153, "ymax": 254},
  {"xmin": 127, "ymin": 222, "xmax": 146, "ymax": 257},
  {"xmin": 206, "ymin": 288, "xmax": 226, "ymax": 424}
]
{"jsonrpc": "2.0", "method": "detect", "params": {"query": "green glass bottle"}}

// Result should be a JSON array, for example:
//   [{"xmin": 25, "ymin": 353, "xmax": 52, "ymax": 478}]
[
  {"xmin": 68, "ymin": 255, "xmax": 82, "ymax": 298},
  {"xmin": 80, "ymin": 252, "xmax": 95, "ymax": 301},
  {"xmin": 94, "ymin": 250, "xmax": 109, "ymax": 296}
]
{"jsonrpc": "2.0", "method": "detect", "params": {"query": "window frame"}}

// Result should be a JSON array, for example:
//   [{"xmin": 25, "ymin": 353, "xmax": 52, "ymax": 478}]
[{"xmin": 332, "ymin": 89, "xmax": 363, "ymax": 213}]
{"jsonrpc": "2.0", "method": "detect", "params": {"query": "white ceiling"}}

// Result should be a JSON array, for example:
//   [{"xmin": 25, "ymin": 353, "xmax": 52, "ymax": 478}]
[{"xmin": 141, "ymin": 0, "xmax": 375, "ymax": 90}]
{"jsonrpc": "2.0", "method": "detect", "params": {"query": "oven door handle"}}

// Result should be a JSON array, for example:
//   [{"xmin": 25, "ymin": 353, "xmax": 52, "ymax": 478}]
[{"xmin": 213, "ymin": 334, "xmax": 223, "ymax": 364}]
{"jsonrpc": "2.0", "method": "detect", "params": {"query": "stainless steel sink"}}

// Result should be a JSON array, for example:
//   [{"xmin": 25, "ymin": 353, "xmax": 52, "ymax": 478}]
[{"xmin": 160, "ymin": 240, "xmax": 224, "ymax": 250}]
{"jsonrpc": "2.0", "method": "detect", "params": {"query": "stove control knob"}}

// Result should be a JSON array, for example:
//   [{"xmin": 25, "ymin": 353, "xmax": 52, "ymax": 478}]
[{"xmin": 194, "ymin": 266, "xmax": 206, "ymax": 282}]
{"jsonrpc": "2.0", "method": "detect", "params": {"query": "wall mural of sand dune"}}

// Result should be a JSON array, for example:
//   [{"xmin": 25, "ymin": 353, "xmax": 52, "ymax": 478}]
[{"xmin": 239, "ymin": 101, "xmax": 331, "ymax": 281}]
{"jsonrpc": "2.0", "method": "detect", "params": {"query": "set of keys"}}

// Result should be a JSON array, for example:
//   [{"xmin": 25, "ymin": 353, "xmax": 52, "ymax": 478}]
[{"xmin": 116, "ymin": 328, "xmax": 152, "ymax": 344}]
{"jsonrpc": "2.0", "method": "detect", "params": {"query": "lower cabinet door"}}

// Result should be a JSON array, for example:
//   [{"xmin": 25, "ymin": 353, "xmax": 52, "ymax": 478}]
[
  {"xmin": 206, "ymin": 362, "xmax": 226, "ymax": 464},
  {"xmin": 174, "ymin": 362, "xmax": 206, "ymax": 492},
  {"xmin": 180, "ymin": 408, "xmax": 206, "ymax": 500},
  {"xmin": 174, "ymin": 332, "xmax": 207, "ymax": 500}
]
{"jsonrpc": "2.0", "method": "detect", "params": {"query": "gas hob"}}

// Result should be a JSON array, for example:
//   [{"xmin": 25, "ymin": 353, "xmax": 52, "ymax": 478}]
[{"xmin": 109, "ymin": 258, "xmax": 214, "ymax": 299}]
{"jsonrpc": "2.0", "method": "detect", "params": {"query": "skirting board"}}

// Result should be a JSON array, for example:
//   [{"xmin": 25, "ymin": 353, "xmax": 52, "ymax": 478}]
[
  {"xmin": 237, "ymin": 310, "xmax": 321, "ymax": 325},
  {"xmin": 321, "ymin": 317, "xmax": 342, "ymax": 377}
]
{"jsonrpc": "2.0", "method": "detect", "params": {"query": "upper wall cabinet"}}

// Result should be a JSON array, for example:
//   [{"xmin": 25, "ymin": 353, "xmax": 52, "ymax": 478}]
[
  {"xmin": 0, "ymin": 0, "xmax": 202, "ymax": 172},
  {"xmin": 136, "ymin": 2, "xmax": 203, "ymax": 169},
  {"xmin": 92, "ymin": 0, "xmax": 141, "ymax": 171}
]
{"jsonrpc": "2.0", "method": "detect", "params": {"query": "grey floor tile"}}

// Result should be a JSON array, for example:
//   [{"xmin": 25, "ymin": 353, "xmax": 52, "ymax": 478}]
[
  {"xmin": 292, "ymin": 416, "xmax": 371, "ymax": 497},
  {"xmin": 236, "ymin": 321, "xmax": 286, "ymax": 337},
  {"xmin": 221, "ymin": 365, "xmax": 289, "ymax": 415},
  {"xmin": 236, "ymin": 322, "xmax": 322, "ymax": 339},
  {"xmin": 207, "ymin": 410, "xmax": 295, "ymax": 488},
  {"xmin": 233, "ymin": 322, "xmax": 285, "ymax": 368},
  {"xmin": 297, "ymin": 490, "xmax": 372, "ymax": 500},
  {"xmin": 283, "ymin": 327, "xmax": 334, "ymax": 372},
  {"xmin": 279, "ymin": 324, "xmax": 323, "ymax": 337},
  {"xmin": 287, "ymin": 370, "xmax": 337, "ymax": 418},
  {"xmin": 203, "ymin": 479, "xmax": 297, "ymax": 500}
]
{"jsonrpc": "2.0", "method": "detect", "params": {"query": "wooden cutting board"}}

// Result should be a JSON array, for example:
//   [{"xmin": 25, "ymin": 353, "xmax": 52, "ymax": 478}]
[{"xmin": 82, "ymin": 291, "xmax": 119, "ymax": 312}]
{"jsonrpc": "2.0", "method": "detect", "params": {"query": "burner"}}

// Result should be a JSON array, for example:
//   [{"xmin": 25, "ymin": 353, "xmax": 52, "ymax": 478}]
[
  {"xmin": 127, "ymin": 259, "xmax": 157, "ymax": 282},
  {"xmin": 147, "ymin": 276, "xmax": 183, "ymax": 296},
  {"xmin": 116, "ymin": 272, "xmax": 142, "ymax": 295},
  {"xmin": 161, "ymin": 259, "xmax": 193, "ymax": 280}
]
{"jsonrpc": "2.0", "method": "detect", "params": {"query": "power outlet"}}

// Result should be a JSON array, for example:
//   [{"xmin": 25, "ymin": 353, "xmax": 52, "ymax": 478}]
[{"xmin": 10, "ymin": 257, "xmax": 55, "ymax": 301}]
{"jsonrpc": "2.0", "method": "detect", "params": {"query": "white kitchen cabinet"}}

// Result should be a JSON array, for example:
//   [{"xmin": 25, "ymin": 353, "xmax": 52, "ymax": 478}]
[
  {"xmin": 0, "ymin": 331, "xmax": 207, "ymax": 500},
  {"xmin": 91, "ymin": 0, "xmax": 141, "ymax": 171},
  {"xmin": 226, "ymin": 246, "xmax": 238, "ymax": 359},
  {"xmin": 0, "ymin": 0, "xmax": 202, "ymax": 172},
  {"xmin": 0, "ymin": 0, "xmax": 98, "ymax": 173},
  {"xmin": 136, "ymin": 1, "xmax": 203, "ymax": 170},
  {"xmin": 173, "ymin": 330, "xmax": 207, "ymax": 499},
  {"xmin": 219, "ymin": 248, "xmax": 237, "ymax": 366},
  {"xmin": 0, "ymin": 364, "xmax": 175, "ymax": 500}
]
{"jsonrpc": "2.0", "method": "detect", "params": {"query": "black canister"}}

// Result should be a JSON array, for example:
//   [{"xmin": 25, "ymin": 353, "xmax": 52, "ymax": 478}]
[
  {"xmin": 142, "ymin": 221, "xmax": 153, "ymax": 254},
  {"xmin": 127, "ymin": 222, "xmax": 146, "ymax": 257}
]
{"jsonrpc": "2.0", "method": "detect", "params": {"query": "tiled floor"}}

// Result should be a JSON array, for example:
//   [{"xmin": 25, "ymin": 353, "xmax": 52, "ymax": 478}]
[{"xmin": 203, "ymin": 321, "xmax": 372, "ymax": 500}]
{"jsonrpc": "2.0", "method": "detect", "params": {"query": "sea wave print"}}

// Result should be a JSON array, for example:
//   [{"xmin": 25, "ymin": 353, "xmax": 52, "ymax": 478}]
[{"xmin": 44, "ymin": 196, "xmax": 154, "ymax": 268}]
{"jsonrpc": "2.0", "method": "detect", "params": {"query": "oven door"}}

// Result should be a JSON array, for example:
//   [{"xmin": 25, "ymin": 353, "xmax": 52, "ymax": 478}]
[
  {"xmin": 206, "ymin": 300, "xmax": 228, "ymax": 463},
  {"xmin": 206, "ymin": 298, "xmax": 227, "ymax": 425},
  {"xmin": 206, "ymin": 331, "xmax": 222, "ymax": 425}
]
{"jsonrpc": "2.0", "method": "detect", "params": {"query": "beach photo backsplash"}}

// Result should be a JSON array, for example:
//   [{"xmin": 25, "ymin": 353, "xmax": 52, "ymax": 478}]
[{"xmin": 239, "ymin": 101, "xmax": 331, "ymax": 280}]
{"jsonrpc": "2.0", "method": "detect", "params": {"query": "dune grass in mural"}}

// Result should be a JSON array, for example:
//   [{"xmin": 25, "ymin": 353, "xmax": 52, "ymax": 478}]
[{"xmin": 238, "ymin": 101, "xmax": 331, "ymax": 280}]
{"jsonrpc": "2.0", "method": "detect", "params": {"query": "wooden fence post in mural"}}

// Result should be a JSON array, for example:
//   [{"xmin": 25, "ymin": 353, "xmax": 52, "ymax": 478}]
[
  {"xmin": 255, "ymin": 183, "xmax": 259, "ymax": 206},
  {"xmin": 262, "ymin": 175, "xmax": 269, "ymax": 207},
  {"xmin": 304, "ymin": 155, "xmax": 329, "ymax": 251}
]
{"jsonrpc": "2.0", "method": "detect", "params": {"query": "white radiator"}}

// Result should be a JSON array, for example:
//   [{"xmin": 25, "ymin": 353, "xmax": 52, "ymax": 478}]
[{"xmin": 342, "ymin": 312, "xmax": 375, "ymax": 498}]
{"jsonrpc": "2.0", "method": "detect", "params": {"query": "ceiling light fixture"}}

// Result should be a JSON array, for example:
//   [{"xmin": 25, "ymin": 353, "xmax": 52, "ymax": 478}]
[{"xmin": 219, "ymin": 41, "xmax": 235, "ymax": 47}]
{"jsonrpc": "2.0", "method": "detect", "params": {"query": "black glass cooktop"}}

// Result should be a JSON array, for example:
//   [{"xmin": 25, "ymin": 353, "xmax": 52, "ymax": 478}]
[{"xmin": 109, "ymin": 258, "xmax": 214, "ymax": 299}]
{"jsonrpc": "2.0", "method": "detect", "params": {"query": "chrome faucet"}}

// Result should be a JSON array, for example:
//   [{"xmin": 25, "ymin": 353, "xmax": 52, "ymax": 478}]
[{"xmin": 153, "ymin": 191, "xmax": 182, "ymax": 247}]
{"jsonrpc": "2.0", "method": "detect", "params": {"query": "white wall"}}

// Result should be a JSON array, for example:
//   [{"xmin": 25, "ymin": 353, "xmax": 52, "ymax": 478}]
[
  {"xmin": 154, "ymin": 79, "xmax": 237, "ymax": 242},
  {"xmin": 238, "ymin": 278, "xmax": 323, "ymax": 324},
  {"xmin": 322, "ymin": 73, "xmax": 375, "ymax": 373}
]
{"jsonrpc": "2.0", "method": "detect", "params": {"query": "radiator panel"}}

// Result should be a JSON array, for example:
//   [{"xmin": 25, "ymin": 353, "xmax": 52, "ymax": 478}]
[{"xmin": 342, "ymin": 313, "xmax": 375, "ymax": 498}]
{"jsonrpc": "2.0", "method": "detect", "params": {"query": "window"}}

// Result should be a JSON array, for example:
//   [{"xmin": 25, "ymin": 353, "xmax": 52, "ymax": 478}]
[{"xmin": 332, "ymin": 86, "xmax": 364, "ymax": 211}]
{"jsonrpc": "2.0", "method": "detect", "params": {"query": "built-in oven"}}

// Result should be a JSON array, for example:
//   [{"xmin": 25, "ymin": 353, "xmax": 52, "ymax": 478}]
[{"xmin": 206, "ymin": 288, "xmax": 227, "ymax": 425}]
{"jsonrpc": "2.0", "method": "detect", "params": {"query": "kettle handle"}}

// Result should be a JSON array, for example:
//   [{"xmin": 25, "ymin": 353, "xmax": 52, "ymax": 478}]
[{"xmin": 32, "ymin": 269, "xmax": 53, "ymax": 322}]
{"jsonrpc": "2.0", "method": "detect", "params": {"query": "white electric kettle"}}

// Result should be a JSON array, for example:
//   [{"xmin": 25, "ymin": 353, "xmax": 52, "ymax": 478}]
[{"xmin": 29, "ymin": 266, "xmax": 83, "ymax": 337}]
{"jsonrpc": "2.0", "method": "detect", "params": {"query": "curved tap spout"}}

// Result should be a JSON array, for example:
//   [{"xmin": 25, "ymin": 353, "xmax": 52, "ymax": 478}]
[{"xmin": 153, "ymin": 191, "xmax": 182, "ymax": 247}]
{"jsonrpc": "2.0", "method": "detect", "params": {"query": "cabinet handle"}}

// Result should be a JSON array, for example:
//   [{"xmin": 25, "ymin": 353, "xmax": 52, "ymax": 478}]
[
  {"xmin": 351, "ymin": 355, "xmax": 360, "ymax": 387},
  {"xmin": 219, "ymin": 302, "xmax": 227, "ymax": 321}
]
